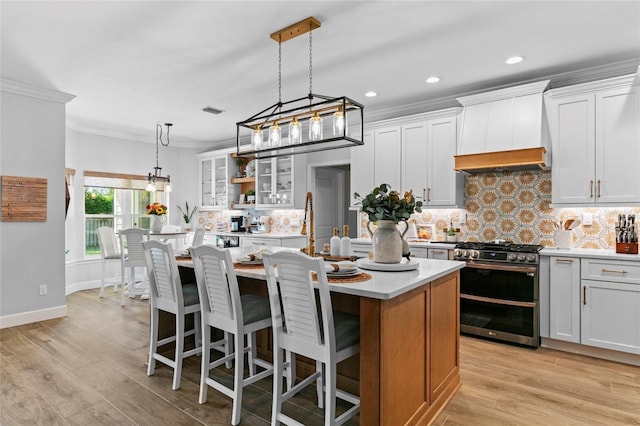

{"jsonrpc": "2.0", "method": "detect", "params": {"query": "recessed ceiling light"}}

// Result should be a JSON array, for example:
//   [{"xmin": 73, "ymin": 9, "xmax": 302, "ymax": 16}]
[
  {"xmin": 202, "ymin": 106, "xmax": 224, "ymax": 115},
  {"xmin": 506, "ymin": 55, "xmax": 525, "ymax": 65},
  {"xmin": 425, "ymin": 76, "xmax": 440, "ymax": 84},
  {"xmin": 365, "ymin": 91, "xmax": 377, "ymax": 97}
]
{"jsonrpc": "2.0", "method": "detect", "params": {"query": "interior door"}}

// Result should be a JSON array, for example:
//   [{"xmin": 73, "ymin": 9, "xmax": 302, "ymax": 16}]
[{"xmin": 315, "ymin": 167, "xmax": 343, "ymax": 252}]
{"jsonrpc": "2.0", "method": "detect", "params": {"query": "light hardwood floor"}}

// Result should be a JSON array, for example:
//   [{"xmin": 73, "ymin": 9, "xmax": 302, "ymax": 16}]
[{"xmin": 1, "ymin": 289, "xmax": 639, "ymax": 425}]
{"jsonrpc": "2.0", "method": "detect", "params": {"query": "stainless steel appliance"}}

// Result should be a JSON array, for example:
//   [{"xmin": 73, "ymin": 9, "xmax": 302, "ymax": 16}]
[
  {"xmin": 230, "ymin": 216, "xmax": 244, "ymax": 232},
  {"xmin": 453, "ymin": 242, "xmax": 542, "ymax": 347},
  {"xmin": 216, "ymin": 235, "xmax": 240, "ymax": 248}
]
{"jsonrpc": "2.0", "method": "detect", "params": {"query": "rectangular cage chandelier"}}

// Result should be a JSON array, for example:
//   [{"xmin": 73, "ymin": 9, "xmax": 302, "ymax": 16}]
[{"xmin": 236, "ymin": 17, "xmax": 364, "ymax": 159}]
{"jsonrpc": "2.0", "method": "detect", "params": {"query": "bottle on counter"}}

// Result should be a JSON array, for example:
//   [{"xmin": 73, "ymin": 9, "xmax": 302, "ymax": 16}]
[
  {"xmin": 340, "ymin": 225, "xmax": 351, "ymax": 257},
  {"xmin": 330, "ymin": 227, "xmax": 341, "ymax": 256}
]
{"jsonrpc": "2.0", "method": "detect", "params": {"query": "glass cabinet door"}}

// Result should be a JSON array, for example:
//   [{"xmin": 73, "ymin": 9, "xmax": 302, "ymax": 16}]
[
  {"xmin": 274, "ymin": 156, "xmax": 293, "ymax": 206},
  {"xmin": 213, "ymin": 156, "xmax": 228, "ymax": 207},
  {"xmin": 200, "ymin": 158, "xmax": 213, "ymax": 207},
  {"xmin": 256, "ymin": 156, "xmax": 294, "ymax": 208}
]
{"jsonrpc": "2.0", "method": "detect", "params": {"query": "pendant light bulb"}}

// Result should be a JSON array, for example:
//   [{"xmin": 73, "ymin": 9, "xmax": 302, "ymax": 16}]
[
  {"xmin": 309, "ymin": 111, "xmax": 323, "ymax": 141},
  {"xmin": 289, "ymin": 116, "xmax": 301, "ymax": 144},
  {"xmin": 269, "ymin": 121, "xmax": 281, "ymax": 147},
  {"xmin": 252, "ymin": 126, "xmax": 263, "ymax": 150},
  {"xmin": 333, "ymin": 105, "xmax": 346, "ymax": 136},
  {"xmin": 165, "ymin": 177, "xmax": 172, "ymax": 193}
]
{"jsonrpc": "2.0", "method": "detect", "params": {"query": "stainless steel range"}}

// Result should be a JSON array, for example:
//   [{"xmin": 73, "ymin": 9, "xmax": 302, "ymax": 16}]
[{"xmin": 454, "ymin": 242, "xmax": 543, "ymax": 347}]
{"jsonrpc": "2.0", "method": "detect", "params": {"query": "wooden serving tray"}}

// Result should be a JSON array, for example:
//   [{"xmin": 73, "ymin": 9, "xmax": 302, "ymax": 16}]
[{"xmin": 315, "ymin": 253, "xmax": 357, "ymax": 262}]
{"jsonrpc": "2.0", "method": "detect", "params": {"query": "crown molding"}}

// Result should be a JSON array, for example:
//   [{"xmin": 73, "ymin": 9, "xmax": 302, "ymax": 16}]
[
  {"xmin": 0, "ymin": 78, "xmax": 75, "ymax": 104},
  {"xmin": 363, "ymin": 58, "xmax": 640, "ymax": 126}
]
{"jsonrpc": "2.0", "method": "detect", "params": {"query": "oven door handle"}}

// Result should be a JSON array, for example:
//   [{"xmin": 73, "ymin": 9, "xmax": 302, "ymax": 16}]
[
  {"xmin": 461, "ymin": 293, "xmax": 537, "ymax": 308},
  {"xmin": 465, "ymin": 262, "xmax": 537, "ymax": 274}
]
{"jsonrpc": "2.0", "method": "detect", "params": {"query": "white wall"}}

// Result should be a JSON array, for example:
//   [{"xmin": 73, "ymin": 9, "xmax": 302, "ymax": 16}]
[
  {"xmin": 64, "ymin": 128, "xmax": 201, "ymax": 262},
  {"xmin": 0, "ymin": 80, "xmax": 74, "ymax": 327}
]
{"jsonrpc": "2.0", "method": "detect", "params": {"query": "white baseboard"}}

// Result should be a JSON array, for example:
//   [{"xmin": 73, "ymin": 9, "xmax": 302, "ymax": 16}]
[
  {"xmin": 541, "ymin": 338, "xmax": 640, "ymax": 366},
  {"xmin": 65, "ymin": 280, "xmax": 101, "ymax": 296},
  {"xmin": 0, "ymin": 305, "xmax": 68, "ymax": 329}
]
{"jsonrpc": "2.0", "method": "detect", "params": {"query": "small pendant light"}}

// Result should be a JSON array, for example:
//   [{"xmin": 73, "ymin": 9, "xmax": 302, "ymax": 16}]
[
  {"xmin": 269, "ymin": 121, "xmax": 281, "ymax": 147},
  {"xmin": 252, "ymin": 126, "xmax": 264, "ymax": 150},
  {"xmin": 289, "ymin": 116, "xmax": 302, "ymax": 144},
  {"xmin": 333, "ymin": 105, "xmax": 346, "ymax": 136},
  {"xmin": 309, "ymin": 111, "xmax": 323, "ymax": 141}
]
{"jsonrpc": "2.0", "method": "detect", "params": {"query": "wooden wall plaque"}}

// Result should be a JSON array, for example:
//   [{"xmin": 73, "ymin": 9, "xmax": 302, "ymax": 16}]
[{"xmin": 1, "ymin": 176, "xmax": 48, "ymax": 222}]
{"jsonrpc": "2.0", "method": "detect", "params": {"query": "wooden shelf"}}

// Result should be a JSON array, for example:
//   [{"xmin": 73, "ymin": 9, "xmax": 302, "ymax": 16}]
[
  {"xmin": 231, "ymin": 203, "xmax": 256, "ymax": 209},
  {"xmin": 230, "ymin": 176, "xmax": 255, "ymax": 184}
]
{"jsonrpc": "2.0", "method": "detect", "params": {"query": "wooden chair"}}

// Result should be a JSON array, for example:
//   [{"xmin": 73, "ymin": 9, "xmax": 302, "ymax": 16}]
[
  {"xmin": 191, "ymin": 245, "xmax": 278, "ymax": 425},
  {"xmin": 142, "ymin": 240, "xmax": 201, "ymax": 390},
  {"xmin": 118, "ymin": 228, "xmax": 150, "ymax": 306},
  {"xmin": 96, "ymin": 226, "xmax": 123, "ymax": 297},
  {"xmin": 263, "ymin": 251, "xmax": 360, "ymax": 426}
]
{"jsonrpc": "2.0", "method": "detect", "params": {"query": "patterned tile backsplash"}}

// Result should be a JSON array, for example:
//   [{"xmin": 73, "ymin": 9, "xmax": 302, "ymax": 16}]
[
  {"xmin": 198, "ymin": 169, "xmax": 639, "ymax": 250},
  {"xmin": 358, "ymin": 169, "xmax": 640, "ymax": 249}
]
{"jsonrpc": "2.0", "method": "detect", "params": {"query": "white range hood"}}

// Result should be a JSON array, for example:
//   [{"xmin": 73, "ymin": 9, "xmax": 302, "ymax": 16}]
[{"xmin": 454, "ymin": 80, "xmax": 550, "ymax": 173}]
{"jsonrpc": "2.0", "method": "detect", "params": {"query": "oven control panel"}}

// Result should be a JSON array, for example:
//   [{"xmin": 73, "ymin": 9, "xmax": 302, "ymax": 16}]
[{"xmin": 453, "ymin": 249, "xmax": 538, "ymax": 264}]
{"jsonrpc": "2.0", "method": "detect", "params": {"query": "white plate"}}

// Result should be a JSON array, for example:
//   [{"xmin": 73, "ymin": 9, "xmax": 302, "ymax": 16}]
[{"xmin": 356, "ymin": 258, "xmax": 419, "ymax": 272}]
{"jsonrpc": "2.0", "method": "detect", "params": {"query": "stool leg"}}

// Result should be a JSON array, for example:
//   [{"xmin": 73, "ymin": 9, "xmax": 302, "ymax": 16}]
[
  {"xmin": 231, "ymin": 331, "xmax": 244, "ymax": 426},
  {"xmin": 271, "ymin": 347, "xmax": 284, "ymax": 426},
  {"xmin": 147, "ymin": 307, "xmax": 159, "ymax": 376},
  {"xmin": 172, "ymin": 313, "xmax": 185, "ymax": 390},
  {"xmin": 198, "ymin": 322, "xmax": 210, "ymax": 404}
]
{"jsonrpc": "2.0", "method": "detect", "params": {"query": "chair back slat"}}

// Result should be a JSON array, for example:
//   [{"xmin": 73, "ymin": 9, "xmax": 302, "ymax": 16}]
[
  {"xmin": 143, "ymin": 240, "xmax": 180, "ymax": 306},
  {"xmin": 119, "ymin": 228, "xmax": 149, "ymax": 267},
  {"xmin": 264, "ymin": 252, "xmax": 335, "ymax": 352},
  {"xmin": 191, "ymin": 246, "xmax": 239, "ymax": 326}
]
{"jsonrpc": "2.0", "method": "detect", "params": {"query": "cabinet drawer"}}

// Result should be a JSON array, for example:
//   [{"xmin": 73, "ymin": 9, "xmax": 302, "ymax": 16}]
[
  {"xmin": 411, "ymin": 247, "xmax": 429, "ymax": 258},
  {"xmin": 428, "ymin": 248, "xmax": 450, "ymax": 260},
  {"xmin": 241, "ymin": 237, "xmax": 281, "ymax": 248},
  {"xmin": 581, "ymin": 258, "xmax": 640, "ymax": 284}
]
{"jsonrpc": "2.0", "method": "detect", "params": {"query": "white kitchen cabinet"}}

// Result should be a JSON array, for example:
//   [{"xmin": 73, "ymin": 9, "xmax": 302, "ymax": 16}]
[
  {"xmin": 427, "ymin": 248, "xmax": 450, "ymax": 260},
  {"xmin": 580, "ymin": 258, "xmax": 640, "ymax": 354},
  {"xmin": 549, "ymin": 256, "xmax": 581, "ymax": 343},
  {"xmin": 402, "ymin": 110, "xmax": 463, "ymax": 207},
  {"xmin": 350, "ymin": 125, "xmax": 401, "ymax": 207},
  {"xmin": 581, "ymin": 279, "xmax": 640, "ymax": 354},
  {"xmin": 255, "ymin": 156, "xmax": 295, "ymax": 208},
  {"xmin": 546, "ymin": 74, "xmax": 640, "ymax": 206},
  {"xmin": 352, "ymin": 108, "xmax": 462, "ymax": 209},
  {"xmin": 198, "ymin": 151, "xmax": 236, "ymax": 209},
  {"xmin": 350, "ymin": 130, "xmax": 374, "ymax": 206},
  {"xmin": 241, "ymin": 235, "xmax": 307, "ymax": 249},
  {"xmin": 373, "ymin": 126, "xmax": 402, "ymax": 191}
]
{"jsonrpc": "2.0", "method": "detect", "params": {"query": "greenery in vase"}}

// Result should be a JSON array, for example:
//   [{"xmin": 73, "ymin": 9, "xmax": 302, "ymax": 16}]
[
  {"xmin": 354, "ymin": 183, "xmax": 422, "ymax": 224},
  {"xmin": 176, "ymin": 201, "xmax": 197, "ymax": 223}
]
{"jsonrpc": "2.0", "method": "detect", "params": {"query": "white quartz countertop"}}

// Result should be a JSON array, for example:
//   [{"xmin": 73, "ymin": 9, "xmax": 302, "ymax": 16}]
[
  {"xmin": 541, "ymin": 247, "xmax": 640, "ymax": 262},
  {"xmin": 207, "ymin": 231, "xmax": 307, "ymax": 240},
  {"xmin": 179, "ymin": 246, "xmax": 465, "ymax": 300},
  {"xmin": 352, "ymin": 238, "xmax": 456, "ymax": 250}
]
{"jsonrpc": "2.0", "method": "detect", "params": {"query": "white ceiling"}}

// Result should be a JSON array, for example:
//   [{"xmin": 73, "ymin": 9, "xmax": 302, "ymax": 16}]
[{"xmin": 2, "ymin": 1, "xmax": 639, "ymax": 150}]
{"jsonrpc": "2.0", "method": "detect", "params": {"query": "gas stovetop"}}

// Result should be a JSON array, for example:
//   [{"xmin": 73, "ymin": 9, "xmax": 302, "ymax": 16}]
[
  {"xmin": 453, "ymin": 242, "xmax": 543, "ymax": 264},
  {"xmin": 454, "ymin": 242, "xmax": 543, "ymax": 253}
]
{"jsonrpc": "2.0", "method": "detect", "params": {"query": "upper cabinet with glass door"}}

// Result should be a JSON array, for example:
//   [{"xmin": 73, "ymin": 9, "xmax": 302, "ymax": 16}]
[
  {"xmin": 198, "ymin": 151, "xmax": 234, "ymax": 209},
  {"xmin": 256, "ymin": 156, "xmax": 294, "ymax": 208}
]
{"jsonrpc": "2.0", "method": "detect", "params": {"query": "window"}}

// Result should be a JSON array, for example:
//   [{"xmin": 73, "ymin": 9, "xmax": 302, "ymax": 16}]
[{"xmin": 84, "ymin": 171, "xmax": 168, "ymax": 255}]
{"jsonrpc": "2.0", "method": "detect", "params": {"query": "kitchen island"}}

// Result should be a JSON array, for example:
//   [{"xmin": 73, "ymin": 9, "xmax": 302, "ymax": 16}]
[{"xmin": 177, "ymin": 248, "xmax": 465, "ymax": 425}]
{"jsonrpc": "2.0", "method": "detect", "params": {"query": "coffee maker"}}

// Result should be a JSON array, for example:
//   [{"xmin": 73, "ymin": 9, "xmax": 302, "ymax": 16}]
[{"xmin": 230, "ymin": 216, "xmax": 244, "ymax": 232}]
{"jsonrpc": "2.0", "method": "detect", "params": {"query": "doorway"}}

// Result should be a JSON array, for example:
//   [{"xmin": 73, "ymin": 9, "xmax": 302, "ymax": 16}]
[{"xmin": 310, "ymin": 163, "xmax": 356, "ymax": 252}]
